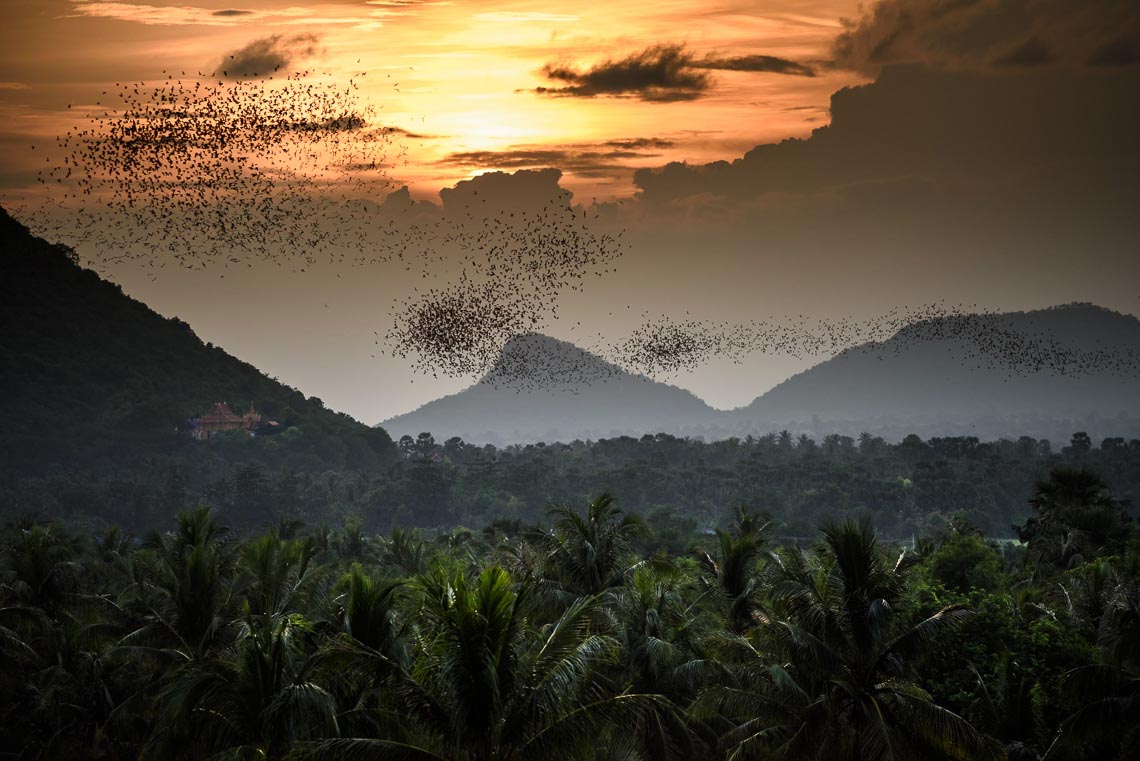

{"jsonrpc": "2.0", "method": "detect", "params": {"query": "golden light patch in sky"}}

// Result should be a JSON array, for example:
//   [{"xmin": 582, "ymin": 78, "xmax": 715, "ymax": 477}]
[{"xmin": 0, "ymin": 0, "xmax": 865, "ymax": 202}]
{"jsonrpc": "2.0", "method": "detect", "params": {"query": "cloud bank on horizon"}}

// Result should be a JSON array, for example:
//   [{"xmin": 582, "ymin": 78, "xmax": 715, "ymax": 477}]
[{"xmin": 831, "ymin": 0, "xmax": 1140, "ymax": 73}]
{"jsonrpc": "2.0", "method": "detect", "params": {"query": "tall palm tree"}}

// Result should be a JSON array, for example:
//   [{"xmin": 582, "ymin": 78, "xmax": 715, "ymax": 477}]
[
  {"xmin": 118, "ymin": 507, "xmax": 237, "ymax": 660},
  {"xmin": 604, "ymin": 562, "xmax": 709, "ymax": 759},
  {"xmin": 385, "ymin": 527, "xmax": 428, "ymax": 575},
  {"xmin": 1017, "ymin": 467, "xmax": 1131, "ymax": 570},
  {"xmin": 698, "ymin": 517, "xmax": 1004, "ymax": 761},
  {"xmin": 238, "ymin": 530, "xmax": 320, "ymax": 623},
  {"xmin": 2, "ymin": 522, "xmax": 83, "ymax": 607},
  {"xmin": 0, "ymin": 522, "xmax": 129, "ymax": 758},
  {"xmin": 536, "ymin": 493, "xmax": 648, "ymax": 596},
  {"xmin": 332, "ymin": 566, "xmax": 409, "ymax": 661},
  {"xmin": 700, "ymin": 506, "xmax": 772, "ymax": 633},
  {"xmin": 1047, "ymin": 580, "xmax": 1140, "ymax": 760},
  {"xmin": 142, "ymin": 610, "xmax": 338, "ymax": 760},
  {"xmin": 122, "ymin": 515, "xmax": 341, "ymax": 760},
  {"xmin": 610, "ymin": 563, "xmax": 702, "ymax": 698},
  {"xmin": 310, "ymin": 566, "xmax": 412, "ymax": 739},
  {"xmin": 293, "ymin": 566, "xmax": 672, "ymax": 760}
]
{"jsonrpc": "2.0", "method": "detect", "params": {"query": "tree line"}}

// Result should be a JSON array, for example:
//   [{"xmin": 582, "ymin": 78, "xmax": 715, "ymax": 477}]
[
  {"xmin": 5, "ymin": 429, "xmax": 1138, "ymax": 542},
  {"xmin": 1, "ymin": 465, "xmax": 1138, "ymax": 759}
]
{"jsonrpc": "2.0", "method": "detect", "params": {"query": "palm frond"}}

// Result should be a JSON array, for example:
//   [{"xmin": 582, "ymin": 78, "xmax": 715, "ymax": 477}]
[
  {"xmin": 878, "ymin": 683, "xmax": 1006, "ymax": 761},
  {"xmin": 287, "ymin": 738, "xmax": 448, "ymax": 761}
]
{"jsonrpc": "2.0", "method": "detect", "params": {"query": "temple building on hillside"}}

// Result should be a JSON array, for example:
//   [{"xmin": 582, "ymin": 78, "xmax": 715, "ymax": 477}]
[{"xmin": 188, "ymin": 402, "xmax": 279, "ymax": 440}]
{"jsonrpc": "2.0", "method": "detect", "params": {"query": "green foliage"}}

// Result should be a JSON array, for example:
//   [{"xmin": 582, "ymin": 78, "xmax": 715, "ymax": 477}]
[
  {"xmin": 3, "ymin": 467, "xmax": 1140, "ymax": 759},
  {"xmin": 1016, "ymin": 466, "xmax": 1133, "ymax": 572},
  {"xmin": 534, "ymin": 493, "xmax": 649, "ymax": 596},
  {"xmin": 702, "ymin": 506, "xmax": 772, "ymax": 633},
  {"xmin": 926, "ymin": 533, "xmax": 1006, "ymax": 594}
]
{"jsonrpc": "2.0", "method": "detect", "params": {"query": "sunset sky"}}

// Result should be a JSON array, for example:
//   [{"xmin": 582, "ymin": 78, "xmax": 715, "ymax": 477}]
[
  {"xmin": 1, "ymin": 1, "xmax": 862, "ymax": 199},
  {"xmin": 2, "ymin": 1, "xmax": 1138, "ymax": 424}
]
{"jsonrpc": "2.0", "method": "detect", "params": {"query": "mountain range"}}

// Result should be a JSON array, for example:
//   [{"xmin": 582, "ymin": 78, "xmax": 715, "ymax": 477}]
[
  {"xmin": 384, "ymin": 308, "xmax": 1140, "ymax": 444},
  {"xmin": 3, "ymin": 204, "xmax": 1138, "ymax": 455}
]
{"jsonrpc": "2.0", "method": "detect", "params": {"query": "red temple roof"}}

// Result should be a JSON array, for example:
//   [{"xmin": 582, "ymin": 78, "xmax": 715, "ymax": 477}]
[{"xmin": 197, "ymin": 402, "xmax": 246, "ymax": 425}]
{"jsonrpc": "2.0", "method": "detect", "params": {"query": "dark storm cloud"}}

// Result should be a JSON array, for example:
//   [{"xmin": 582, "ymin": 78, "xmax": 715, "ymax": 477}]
[
  {"xmin": 631, "ymin": 65, "xmax": 1140, "ymax": 206},
  {"xmin": 373, "ymin": 186, "xmax": 442, "ymax": 224},
  {"xmin": 440, "ymin": 140, "xmax": 670, "ymax": 179},
  {"xmin": 993, "ymin": 37, "xmax": 1055, "ymax": 67},
  {"xmin": 536, "ymin": 45, "xmax": 710, "ymax": 102},
  {"xmin": 1089, "ymin": 36, "xmax": 1140, "ymax": 66},
  {"xmin": 610, "ymin": 64, "xmax": 1139, "ymax": 343},
  {"xmin": 329, "ymin": 170, "xmax": 588, "ymax": 230},
  {"xmin": 832, "ymin": 0, "xmax": 1140, "ymax": 73},
  {"xmin": 442, "ymin": 151, "xmax": 616, "ymax": 179},
  {"xmin": 602, "ymin": 138, "xmax": 675, "ymax": 149},
  {"xmin": 533, "ymin": 45, "xmax": 820, "ymax": 101},
  {"xmin": 370, "ymin": 170, "xmax": 584, "ymax": 230},
  {"xmin": 695, "ymin": 54, "xmax": 815, "ymax": 77},
  {"xmin": 221, "ymin": 34, "xmax": 321, "ymax": 79},
  {"xmin": 534, "ymin": 45, "xmax": 817, "ymax": 101},
  {"xmin": 379, "ymin": 126, "xmax": 439, "ymax": 140}
]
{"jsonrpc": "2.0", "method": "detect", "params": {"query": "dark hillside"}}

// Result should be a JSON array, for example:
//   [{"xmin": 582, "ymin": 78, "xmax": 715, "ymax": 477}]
[{"xmin": 0, "ymin": 207, "xmax": 395, "ymax": 476}]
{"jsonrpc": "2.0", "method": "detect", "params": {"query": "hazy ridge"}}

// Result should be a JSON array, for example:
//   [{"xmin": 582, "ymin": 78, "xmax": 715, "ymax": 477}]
[{"xmin": 384, "ymin": 307, "xmax": 1140, "ymax": 444}]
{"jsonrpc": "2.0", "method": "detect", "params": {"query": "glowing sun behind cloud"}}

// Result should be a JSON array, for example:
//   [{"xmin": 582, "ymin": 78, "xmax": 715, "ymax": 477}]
[{"xmin": 0, "ymin": 1, "xmax": 864, "ymax": 202}]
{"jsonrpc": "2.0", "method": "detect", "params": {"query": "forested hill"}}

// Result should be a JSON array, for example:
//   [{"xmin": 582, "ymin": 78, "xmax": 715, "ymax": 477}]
[
  {"xmin": 382, "ymin": 332, "xmax": 718, "ymax": 443},
  {"xmin": 743, "ymin": 304, "xmax": 1140, "ymax": 427},
  {"xmin": 0, "ymin": 207, "xmax": 396, "ymax": 475}
]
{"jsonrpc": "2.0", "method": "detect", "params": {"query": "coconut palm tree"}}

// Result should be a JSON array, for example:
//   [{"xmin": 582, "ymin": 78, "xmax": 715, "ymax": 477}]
[
  {"xmin": 700, "ymin": 506, "xmax": 772, "ymax": 633},
  {"xmin": 698, "ymin": 517, "xmax": 1004, "ymax": 761},
  {"xmin": 1, "ymin": 522, "xmax": 137, "ymax": 758},
  {"xmin": 609, "ymin": 563, "xmax": 701, "ymax": 697},
  {"xmin": 536, "ymin": 493, "xmax": 648, "ymax": 596},
  {"xmin": 238, "ymin": 530, "xmax": 320, "ymax": 623},
  {"xmin": 385, "ymin": 527, "xmax": 428, "ymax": 575},
  {"xmin": 118, "ymin": 507, "xmax": 237, "ymax": 661},
  {"xmin": 1047, "ymin": 580, "xmax": 1140, "ymax": 760},
  {"xmin": 604, "ymin": 562, "xmax": 709, "ymax": 759},
  {"xmin": 331, "ymin": 566, "xmax": 409, "ymax": 661},
  {"xmin": 1, "ymin": 522, "xmax": 83, "ymax": 607},
  {"xmin": 293, "ymin": 566, "xmax": 672, "ymax": 761},
  {"xmin": 1017, "ymin": 467, "xmax": 1131, "ymax": 570},
  {"xmin": 111, "ymin": 516, "xmax": 344, "ymax": 760},
  {"xmin": 309, "ymin": 566, "xmax": 412, "ymax": 738},
  {"xmin": 142, "ymin": 609, "xmax": 338, "ymax": 760}
]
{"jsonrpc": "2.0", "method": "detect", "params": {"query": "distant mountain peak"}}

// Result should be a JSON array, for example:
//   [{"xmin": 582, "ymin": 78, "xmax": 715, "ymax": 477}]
[
  {"xmin": 1042, "ymin": 301, "xmax": 1112, "ymax": 313},
  {"xmin": 745, "ymin": 303, "xmax": 1140, "ymax": 421},
  {"xmin": 496, "ymin": 332, "xmax": 574, "ymax": 354},
  {"xmin": 384, "ymin": 333, "xmax": 714, "ymax": 443},
  {"xmin": 481, "ymin": 332, "xmax": 630, "ymax": 389}
]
